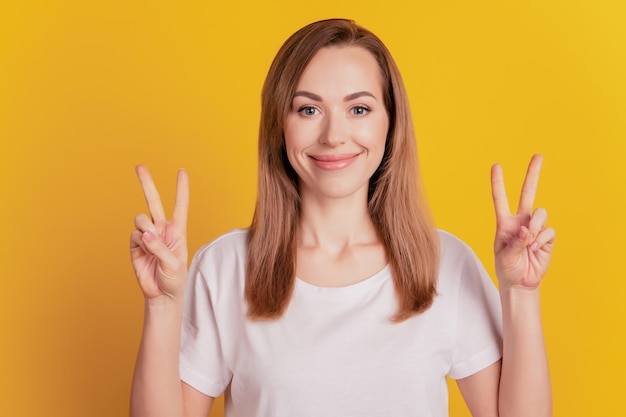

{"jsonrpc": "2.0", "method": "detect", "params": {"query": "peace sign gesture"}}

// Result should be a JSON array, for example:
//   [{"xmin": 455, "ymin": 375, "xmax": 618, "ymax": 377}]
[
  {"xmin": 491, "ymin": 155, "xmax": 556, "ymax": 290},
  {"xmin": 130, "ymin": 166, "xmax": 190, "ymax": 301}
]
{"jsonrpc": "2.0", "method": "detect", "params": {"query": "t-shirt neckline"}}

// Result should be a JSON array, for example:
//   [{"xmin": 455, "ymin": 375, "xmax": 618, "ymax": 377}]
[{"xmin": 294, "ymin": 264, "xmax": 391, "ymax": 295}]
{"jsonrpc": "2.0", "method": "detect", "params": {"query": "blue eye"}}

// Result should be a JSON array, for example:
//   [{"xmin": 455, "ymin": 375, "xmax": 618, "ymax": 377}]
[
  {"xmin": 352, "ymin": 106, "xmax": 370, "ymax": 116},
  {"xmin": 298, "ymin": 106, "xmax": 318, "ymax": 116}
]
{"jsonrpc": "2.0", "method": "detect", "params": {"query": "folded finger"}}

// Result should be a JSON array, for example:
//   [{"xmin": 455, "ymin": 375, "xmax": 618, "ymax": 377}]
[
  {"xmin": 528, "ymin": 207, "xmax": 548, "ymax": 237},
  {"xmin": 140, "ymin": 230, "xmax": 182, "ymax": 274},
  {"xmin": 530, "ymin": 227, "xmax": 556, "ymax": 251},
  {"xmin": 134, "ymin": 213, "xmax": 158, "ymax": 235},
  {"xmin": 130, "ymin": 229, "xmax": 148, "ymax": 254}
]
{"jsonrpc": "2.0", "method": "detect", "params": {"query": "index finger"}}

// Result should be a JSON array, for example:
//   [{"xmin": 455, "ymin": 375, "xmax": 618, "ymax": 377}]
[
  {"xmin": 135, "ymin": 164, "xmax": 167, "ymax": 223},
  {"xmin": 491, "ymin": 162, "xmax": 511, "ymax": 220},
  {"xmin": 517, "ymin": 154, "xmax": 543, "ymax": 216},
  {"xmin": 172, "ymin": 168, "xmax": 189, "ymax": 226}
]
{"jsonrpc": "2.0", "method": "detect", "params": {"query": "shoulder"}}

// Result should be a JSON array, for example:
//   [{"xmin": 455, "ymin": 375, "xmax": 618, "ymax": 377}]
[
  {"xmin": 192, "ymin": 229, "xmax": 248, "ymax": 265},
  {"xmin": 435, "ymin": 229, "xmax": 493, "ymax": 292},
  {"xmin": 189, "ymin": 229, "xmax": 249, "ymax": 291},
  {"xmin": 436, "ymin": 229, "xmax": 478, "ymax": 265}
]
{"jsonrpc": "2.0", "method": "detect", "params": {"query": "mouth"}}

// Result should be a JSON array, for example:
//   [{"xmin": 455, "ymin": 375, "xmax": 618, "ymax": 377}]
[{"xmin": 309, "ymin": 153, "xmax": 361, "ymax": 170}]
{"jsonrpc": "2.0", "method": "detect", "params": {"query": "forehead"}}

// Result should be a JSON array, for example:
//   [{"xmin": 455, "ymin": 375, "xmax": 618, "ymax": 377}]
[{"xmin": 295, "ymin": 46, "xmax": 384, "ymax": 94}]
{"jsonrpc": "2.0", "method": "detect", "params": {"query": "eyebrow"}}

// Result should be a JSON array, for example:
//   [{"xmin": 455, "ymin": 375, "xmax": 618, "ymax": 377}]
[{"xmin": 293, "ymin": 90, "xmax": 377, "ymax": 102}]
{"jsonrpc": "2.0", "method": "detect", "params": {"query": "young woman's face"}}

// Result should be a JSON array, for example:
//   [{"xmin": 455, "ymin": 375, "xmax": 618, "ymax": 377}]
[{"xmin": 284, "ymin": 46, "xmax": 389, "ymax": 202}]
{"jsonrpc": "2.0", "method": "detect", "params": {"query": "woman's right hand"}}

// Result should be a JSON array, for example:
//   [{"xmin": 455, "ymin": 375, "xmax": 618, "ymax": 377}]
[{"xmin": 130, "ymin": 165, "xmax": 190, "ymax": 302}]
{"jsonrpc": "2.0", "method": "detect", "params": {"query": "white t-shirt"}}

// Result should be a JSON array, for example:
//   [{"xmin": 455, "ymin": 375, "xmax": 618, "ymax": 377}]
[{"xmin": 180, "ymin": 229, "xmax": 503, "ymax": 417}]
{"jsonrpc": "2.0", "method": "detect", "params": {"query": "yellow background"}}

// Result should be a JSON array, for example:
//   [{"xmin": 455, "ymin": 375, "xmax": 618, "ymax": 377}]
[{"xmin": 1, "ymin": 1, "xmax": 624, "ymax": 416}]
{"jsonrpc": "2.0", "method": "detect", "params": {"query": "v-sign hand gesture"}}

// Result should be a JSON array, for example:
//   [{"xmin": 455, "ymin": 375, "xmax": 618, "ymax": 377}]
[
  {"xmin": 130, "ymin": 166, "xmax": 190, "ymax": 301},
  {"xmin": 491, "ymin": 155, "xmax": 556, "ymax": 290}
]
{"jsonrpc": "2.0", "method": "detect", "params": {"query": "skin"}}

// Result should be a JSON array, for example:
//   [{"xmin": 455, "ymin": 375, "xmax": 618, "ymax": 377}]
[
  {"xmin": 456, "ymin": 154, "xmax": 554, "ymax": 417},
  {"xmin": 129, "ymin": 166, "xmax": 212, "ymax": 417},
  {"xmin": 284, "ymin": 46, "xmax": 388, "ymax": 203},
  {"xmin": 129, "ymin": 46, "xmax": 554, "ymax": 417},
  {"xmin": 283, "ymin": 46, "xmax": 389, "ymax": 287}
]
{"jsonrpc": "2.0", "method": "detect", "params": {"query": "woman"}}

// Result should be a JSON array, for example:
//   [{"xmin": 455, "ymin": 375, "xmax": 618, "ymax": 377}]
[{"xmin": 130, "ymin": 18, "xmax": 554, "ymax": 417}]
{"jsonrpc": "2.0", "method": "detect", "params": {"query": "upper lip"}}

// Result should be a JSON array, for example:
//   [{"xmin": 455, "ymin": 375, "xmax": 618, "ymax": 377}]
[{"xmin": 309, "ymin": 153, "xmax": 361, "ymax": 162}]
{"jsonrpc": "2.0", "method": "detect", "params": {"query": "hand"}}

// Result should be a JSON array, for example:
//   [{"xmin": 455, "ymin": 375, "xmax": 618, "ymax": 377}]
[
  {"xmin": 130, "ymin": 165, "xmax": 190, "ymax": 301},
  {"xmin": 491, "ymin": 155, "xmax": 555, "ymax": 290}
]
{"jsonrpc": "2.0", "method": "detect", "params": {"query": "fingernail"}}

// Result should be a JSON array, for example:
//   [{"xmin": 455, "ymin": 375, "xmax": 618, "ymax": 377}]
[
  {"xmin": 530, "ymin": 242, "xmax": 539, "ymax": 251},
  {"xmin": 143, "ymin": 231, "xmax": 154, "ymax": 242}
]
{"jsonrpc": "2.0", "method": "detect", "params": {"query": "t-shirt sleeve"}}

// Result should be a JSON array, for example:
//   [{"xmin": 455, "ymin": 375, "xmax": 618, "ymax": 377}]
[
  {"xmin": 179, "ymin": 247, "xmax": 233, "ymax": 397},
  {"xmin": 448, "ymin": 244, "xmax": 503, "ymax": 380}
]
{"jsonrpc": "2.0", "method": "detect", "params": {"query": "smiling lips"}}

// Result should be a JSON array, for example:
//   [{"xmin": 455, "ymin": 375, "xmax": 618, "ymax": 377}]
[{"xmin": 309, "ymin": 153, "xmax": 361, "ymax": 170}]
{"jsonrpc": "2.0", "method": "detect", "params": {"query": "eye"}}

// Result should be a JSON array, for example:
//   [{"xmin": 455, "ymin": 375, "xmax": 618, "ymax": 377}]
[
  {"xmin": 297, "ymin": 106, "xmax": 318, "ymax": 116},
  {"xmin": 351, "ymin": 106, "xmax": 370, "ymax": 116}
]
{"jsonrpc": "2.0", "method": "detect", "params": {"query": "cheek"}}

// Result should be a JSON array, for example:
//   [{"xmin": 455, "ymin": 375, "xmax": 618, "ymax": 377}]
[
  {"xmin": 283, "ymin": 118, "xmax": 305, "ymax": 150},
  {"xmin": 282, "ymin": 123, "xmax": 304, "ymax": 172},
  {"xmin": 283, "ymin": 128, "xmax": 299, "ymax": 160},
  {"xmin": 369, "ymin": 117, "xmax": 390, "ymax": 169},
  {"xmin": 362, "ymin": 115, "xmax": 390, "ymax": 147}
]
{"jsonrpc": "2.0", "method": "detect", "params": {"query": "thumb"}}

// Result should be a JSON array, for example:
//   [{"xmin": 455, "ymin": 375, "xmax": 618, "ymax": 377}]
[
  {"xmin": 506, "ymin": 225, "xmax": 532, "ymax": 255},
  {"xmin": 142, "ymin": 231, "xmax": 184, "ymax": 277}
]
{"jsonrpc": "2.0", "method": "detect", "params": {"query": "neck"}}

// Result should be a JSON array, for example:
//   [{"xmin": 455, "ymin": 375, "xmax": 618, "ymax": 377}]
[{"xmin": 297, "ymin": 190, "xmax": 380, "ymax": 253}]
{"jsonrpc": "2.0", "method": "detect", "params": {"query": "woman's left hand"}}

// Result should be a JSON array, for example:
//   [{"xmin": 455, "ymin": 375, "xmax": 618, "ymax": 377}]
[{"xmin": 491, "ymin": 154, "xmax": 556, "ymax": 290}]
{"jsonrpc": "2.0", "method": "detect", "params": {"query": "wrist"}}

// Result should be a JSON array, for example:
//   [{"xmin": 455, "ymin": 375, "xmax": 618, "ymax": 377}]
[
  {"xmin": 145, "ymin": 294, "xmax": 185, "ymax": 313},
  {"xmin": 499, "ymin": 284, "xmax": 543, "ymax": 320},
  {"xmin": 499, "ymin": 282, "xmax": 541, "ymax": 297}
]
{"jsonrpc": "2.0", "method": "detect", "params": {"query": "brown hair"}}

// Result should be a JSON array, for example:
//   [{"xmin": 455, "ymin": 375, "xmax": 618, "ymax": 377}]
[{"xmin": 246, "ymin": 18, "xmax": 439, "ymax": 321}]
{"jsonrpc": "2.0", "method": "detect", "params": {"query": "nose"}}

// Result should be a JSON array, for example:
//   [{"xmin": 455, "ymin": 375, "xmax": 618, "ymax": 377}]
[{"xmin": 319, "ymin": 110, "xmax": 347, "ymax": 147}]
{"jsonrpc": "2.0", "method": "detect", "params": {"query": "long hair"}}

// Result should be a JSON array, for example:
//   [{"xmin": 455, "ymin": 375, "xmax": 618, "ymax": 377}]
[{"xmin": 246, "ymin": 18, "xmax": 439, "ymax": 322}]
